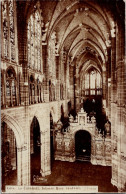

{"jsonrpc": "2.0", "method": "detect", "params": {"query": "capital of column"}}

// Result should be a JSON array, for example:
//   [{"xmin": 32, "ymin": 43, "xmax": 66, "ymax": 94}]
[
  {"xmin": 17, "ymin": 144, "xmax": 27, "ymax": 152},
  {"xmin": 40, "ymin": 129, "xmax": 48, "ymax": 135}
]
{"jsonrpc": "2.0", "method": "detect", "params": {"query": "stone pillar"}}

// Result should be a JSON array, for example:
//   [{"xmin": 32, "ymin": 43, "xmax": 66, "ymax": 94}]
[
  {"xmin": 110, "ymin": 29, "xmax": 116, "ymax": 161},
  {"xmin": 42, "ymin": 43, "xmax": 49, "ymax": 102},
  {"xmin": 105, "ymin": 48, "xmax": 111, "ymax": 116},
  {"xmin": 19, "ymin": 72, "xmax": 24, "ymax": 106},
  {"xmin": 111, "ymin": 36, "xmax": 116, "ymax": 104},
  {"xmin": 17, "ymin": 17, "xmax": 29, "ymax": 106},
  {"xmin": 102, "ymin": 68, "xmax": 106, "ymax": 101},
  {"xmin": 102, "ymin": 63, "xmax": 108, "ymax": 111},
  {"xmin": 21, "ymin": 146, "xmax": 29, "ymax": 185},
  {"xmin": 75, "ymin": 76, "xmax": 80, "ymax": 112},
  {"xmin": 40, "ymin": 129, "xmax": 51, "ymax": 177},
  {"xmin": 23, "ymin": 66, "xmax": 29, "ymax": 106},
  {"xmin": 69, "ymin": 64, "xmax": 74, "ymax": 109},
  {"xmin": 17, "ymin": 148, "xmax": 22, "ymax": 185},
  {"xmin": 16, "ymin": 73, "xmax": 20, "ymax": 106},
  {"xmin": 17, "ymin": 145, "xmax": 29, "ymax": 186},
  {"xmin": 56, "ymin": 55, "xmax": 60, "ymax": 101},
  {"xmin": 111, "ymin": 20, "xmax": 125, "ymax": 191},
  {"xmin": 40, "ymin": 130, "xmax": 45, "ymax": 176},
  {"xmin": 3, "ymin": 71, "xmax": 6, "ymax": 108},
  {"xmin": 44, "ymin": 129, "xmax": 51, "ymax": 175}
]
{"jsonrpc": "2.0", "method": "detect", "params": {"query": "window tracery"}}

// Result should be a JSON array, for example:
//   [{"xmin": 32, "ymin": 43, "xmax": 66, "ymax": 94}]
[
  {"xmin": 27, "ymin": 9, "xmax": 42, "ymax": 71},
  {"xmin": 85, "ymin": 68, "xmax": 102, "ymax": 96},
  {"xmin": 2, "ymin": 0, "xmax": 16, "ymax": 61},
  {"xmin": 6, "ymin": 67, "xmax": 17, "ymax": 107}
]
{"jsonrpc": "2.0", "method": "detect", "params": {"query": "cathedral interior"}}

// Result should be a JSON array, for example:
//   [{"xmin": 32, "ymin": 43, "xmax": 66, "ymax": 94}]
[{"xmin": 1, "ymin": 0, "xmax": 126, "ymax": 193}]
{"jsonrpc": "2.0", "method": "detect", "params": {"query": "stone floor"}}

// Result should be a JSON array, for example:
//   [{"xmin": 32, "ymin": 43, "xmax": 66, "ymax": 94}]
[
  {"xmin": 2, "ymin": 169, "xmax": 17, "ymax": 191},
  {"xmin": 2, "ymin": 159, "xmax": 118, "ymax": 193},
  {"xmin": 32, "ymin": 160, "xmax": 118, "ymax": 193}
]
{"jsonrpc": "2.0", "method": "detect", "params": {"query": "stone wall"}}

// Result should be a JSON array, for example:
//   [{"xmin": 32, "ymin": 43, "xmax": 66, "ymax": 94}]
[{"xmin": 1, "ymin": 99, "xmax": 68, "ymax": 186}]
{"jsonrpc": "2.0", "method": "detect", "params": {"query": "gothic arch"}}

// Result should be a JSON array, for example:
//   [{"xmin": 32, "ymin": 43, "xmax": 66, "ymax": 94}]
[
  {"xmin": 6, "ymin": 66, "xmax": 16, "ymax": 78},
  {"xmin": 1, "ymin": 113, "xmax": 24, "ymax": 148},
  {"xmin": 29, "ymin": 109, "xmax": 51, "ymax": 177},
  {"xmin": 30, "ymin": 109, "xmax": 43, "ymax": 128},
  {"xmin": 1, "ymin": 113, "xmax": 25, "ymax": 186}
]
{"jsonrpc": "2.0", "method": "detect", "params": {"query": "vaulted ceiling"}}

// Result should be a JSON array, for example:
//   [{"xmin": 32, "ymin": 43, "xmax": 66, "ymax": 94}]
[{"xmin": 16, "ymin": 0, "xmax": 125, "ymax": 75}]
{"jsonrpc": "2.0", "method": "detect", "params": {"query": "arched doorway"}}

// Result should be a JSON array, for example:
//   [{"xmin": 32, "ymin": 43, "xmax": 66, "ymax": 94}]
[
  {"xmin": 30, "ymin": 116, "xmax": 41, "ymax": 184},
  {"xmin": 1, "ymin": 121, "xmax": 17, "ymax": 191},
  {"xmin": 75, "ymin": 130, "xmax": 91, "ymax": 161}
]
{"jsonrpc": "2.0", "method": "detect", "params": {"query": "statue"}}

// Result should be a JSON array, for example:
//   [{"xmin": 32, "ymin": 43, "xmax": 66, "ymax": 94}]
[
  {"xmin": 80, "ymin": 107, "xmax": 84, "ymax": 113},
  {"xmin": 69, "ymin": 114, "xmax": 74, "ymax": 123},
  {"xmin": 75, "ymin": 115, "xmax": 78, "ymax": 122},
  {"xmin": 105, "ymin": 121, "xmax": 111, "ymax": 136},
  {"xmin": 80, "ymin": 98, "xmax": 83, "ymax": 108},
  {"xmin": 91, "ymin": 116, "xmax": 96, "ymax": 123}
]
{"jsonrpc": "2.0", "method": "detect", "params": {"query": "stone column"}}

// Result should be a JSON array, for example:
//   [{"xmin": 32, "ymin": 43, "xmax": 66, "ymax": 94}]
[
  {"xmin": 3, "ymin": 71, "xmax": 6, "ymax": 108},
  {"xmin": 111, "ymin": 37, "xmax": 116, "ymax": 104},
  {"xmin": 40, "ymin": 130, "xmax": 45, "ymax": 177},
  {"xmin": 75, "ymin": 76, "xmax": 80, "ymax": 112},
  {"xmin": 44, "ymin": 129, "xmax": 51, "ymax": 176},
  {"xmin": 21, "ymin": 145, "xmax": 29, "ymax": 185},
  {"xmin": 17, "ymin": 147, "xmax": 22, "ymax": 185},
  {"xmin": 23, "ymin": 66, "xmax": 29, "ymax": 106},
  {"xmin": 17, "ymin": 145, "xmax": 29, "ymax": 186},
  {"xmin": 69, "ymin": 64, "xmax": 75, "ymax": 109},
  {"xmin": 110, "ymin": 27, "xmax": 116, "ymax": 153},
  {"xmin": 17, "ymin": 73, "xmax": 20, "ymax": 106},
  {"xmin": 17, "ymin": 15, "xmax": 29, "ymax": 106},
  {"xmin": 42, "ymin": 43, "xmax": 49, "ymax": 102},
  {"xmin": 102, "ymin": 137, "xmax": 106, "ymax": 165},
  {"xmin": 104, "ymin": 48, "xmax": 110, "ymax": 118},
  {"xmin": 102, "ymin": 63, "xmax": 107, "ymax": 110},
  {"xmin": 56, "ymin": 55, "xmax": 60, "ymax": 101}
]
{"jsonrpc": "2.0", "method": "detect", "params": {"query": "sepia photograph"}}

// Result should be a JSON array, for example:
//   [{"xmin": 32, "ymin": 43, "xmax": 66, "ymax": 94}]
[{"xmin": 1, "ymin": 0, "xmax": 126, "ymax": 193}]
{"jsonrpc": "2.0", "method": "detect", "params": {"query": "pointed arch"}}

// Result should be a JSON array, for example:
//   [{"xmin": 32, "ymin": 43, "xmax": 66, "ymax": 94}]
[{"xmin": 1, "ymin": 113, "xmax": 24, "ymax": 148}]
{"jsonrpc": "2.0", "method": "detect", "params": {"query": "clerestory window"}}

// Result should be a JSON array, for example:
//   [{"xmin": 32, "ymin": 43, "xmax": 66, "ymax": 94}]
[
  {"xmin": 27, "ymin": 9, "xmax": 42, "ymax": 71},
  {"xmin": 1, "ymin": 0, "xmax": 16, "ymax": 61},
  {"xmin": 85, "ymin": 68, "xmax": 102, "ymax": 96}
]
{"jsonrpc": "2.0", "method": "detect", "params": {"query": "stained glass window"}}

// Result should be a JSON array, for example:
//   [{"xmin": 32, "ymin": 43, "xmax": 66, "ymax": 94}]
[
  {"xmin": 85, "ymin": 73, "xmax": 89, "ymax": 89},
  {"xmin": 90, "ymin": 70, "xmax": 96, "ymax": 89},
  {"xmin": 96, "ymin": 71, "xmax": 101, "ymax": 88},
  {"xmin": 9, "ymin": 0, "xmax": 15, "ymax": 61},
  {"xmin": 12, "ymin": 80, "xmax": 16, "ymax": 96},
  {"xmin": 2, "ymin": 1, "xmax": 9, "ymax": 59},
  {"xmin": 6, "ymin": 81, "xmax": 10, "ymax": 96},
  {"xmin": 2, "ymin": 0, "xmax": 16, "ymax": 61},
  {"xmin": 27, "ymin": 10, "xmax": 42, "ymax": 71},
  {"xmin": 85, "ymin": 68, "xmax": 102, "ymax": 96},
  {"xmin": 6, "ymin": 67, "xmax": 17, "ymax": 106}
]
